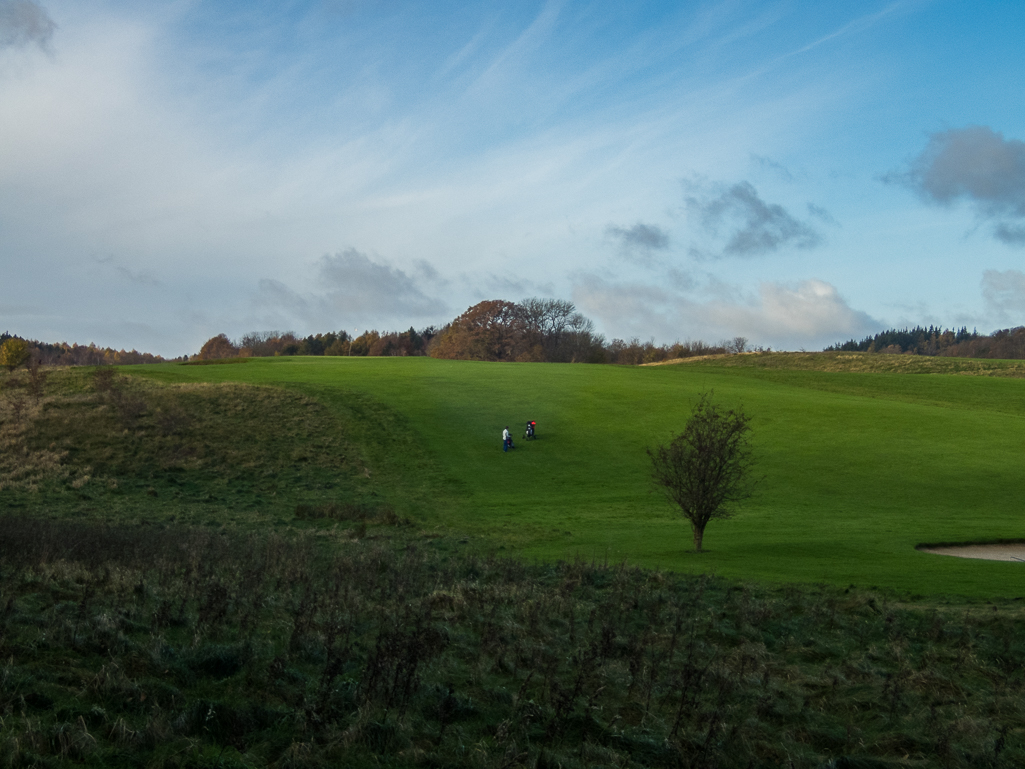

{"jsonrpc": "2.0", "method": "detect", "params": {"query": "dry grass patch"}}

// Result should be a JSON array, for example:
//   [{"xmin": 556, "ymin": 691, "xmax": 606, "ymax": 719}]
[
  {"xmin": 647, "ymin": 350, "xmax": 1025, "ymax": 376},
  {"xmin": 0, "ymin": 367, "xmax": 378, "ymax": 526}
]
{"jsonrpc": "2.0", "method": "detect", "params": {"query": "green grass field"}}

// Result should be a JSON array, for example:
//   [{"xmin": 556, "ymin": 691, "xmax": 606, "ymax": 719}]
[
  {"xmin": 5, "ymin": 353, "xmax": 1025, "ymax": 767},
  {"xmin": 127, "ymin": 353, "xmax": 1025, "ymax": 599}
]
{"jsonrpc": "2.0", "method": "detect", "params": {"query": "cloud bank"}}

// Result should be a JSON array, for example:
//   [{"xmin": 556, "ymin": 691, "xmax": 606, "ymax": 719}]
[{"xmin": 889, "ymin": 126, "xmax": 1025, "ymax": 245}]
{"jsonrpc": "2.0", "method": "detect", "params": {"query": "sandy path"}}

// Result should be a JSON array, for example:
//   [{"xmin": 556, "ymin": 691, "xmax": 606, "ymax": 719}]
[{"xmin": 919, "ymin": 544, "xmax": 1025, "ymax": 562}]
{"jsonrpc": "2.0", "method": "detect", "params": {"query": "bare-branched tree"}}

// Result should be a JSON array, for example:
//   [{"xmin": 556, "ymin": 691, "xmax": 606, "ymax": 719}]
[
  {"xmin": 26, "ymin": 358, "xmax": 47, "ymax": 399},
  {"xmin": 647, "ymin": 392, "xmax": 755, "ymax": 552}
]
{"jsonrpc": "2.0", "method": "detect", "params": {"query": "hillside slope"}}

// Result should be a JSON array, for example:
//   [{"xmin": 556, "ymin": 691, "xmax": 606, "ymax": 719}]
[{"xmin": 129, "ymin": 355, "xmax": 1025, "ymax": 598}]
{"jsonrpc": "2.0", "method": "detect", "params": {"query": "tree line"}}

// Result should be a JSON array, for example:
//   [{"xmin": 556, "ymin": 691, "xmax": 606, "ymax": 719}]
[
  {"xmin": 828, "ymin": 325, "xmax": 1025, "ymax": 359},
  {"xmin": 0, "ymin": 331, "xmax": 167, "ymax": 368},
  {"xmin": 198, "ymin": 327, "xmax": 437, "ymax": 360},
  {"xmin": 197, "ymin": 298, "xmax": 752, "ymax": 365},
  {"xmin": 16, "ymin": 315, "xmax": 1025, "ymax": 370}
]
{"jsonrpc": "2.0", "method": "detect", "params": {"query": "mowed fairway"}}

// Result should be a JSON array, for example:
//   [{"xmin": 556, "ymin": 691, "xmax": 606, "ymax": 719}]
[{"xmin": 136, "ymin": 355, "xmax": 1025, "ymax": 598}]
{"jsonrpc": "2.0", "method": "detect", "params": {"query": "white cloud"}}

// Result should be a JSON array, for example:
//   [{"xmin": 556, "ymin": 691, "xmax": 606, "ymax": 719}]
[
  {"xmin": 573, "ymin": 274, "xmax": 879, "ymax": 350},
  {"xmin": 981, "ymin": 269, "xmax": 1025, "ymax": 325}
]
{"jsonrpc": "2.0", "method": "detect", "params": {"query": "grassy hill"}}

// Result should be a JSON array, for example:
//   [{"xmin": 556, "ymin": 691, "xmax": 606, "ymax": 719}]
[
  {"xmin": 3, "ymin": 355, "xmax": 1025, "ymax": 766},
  {"xmin": 105, "ymin": 351, "xmax": 1025, "ymax": 599}
]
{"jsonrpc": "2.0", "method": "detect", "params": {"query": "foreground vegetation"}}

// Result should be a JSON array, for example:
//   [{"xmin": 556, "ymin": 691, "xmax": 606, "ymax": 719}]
[{"xmin": 1, "ymin": 516, "xmax": 1024, "ymax": 768}]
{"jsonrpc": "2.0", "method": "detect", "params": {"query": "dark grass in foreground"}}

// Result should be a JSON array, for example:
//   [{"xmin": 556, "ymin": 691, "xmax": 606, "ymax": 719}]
[{"xmin": 1, "ymin": 518, "xmax": 1024, "ymax": 768}]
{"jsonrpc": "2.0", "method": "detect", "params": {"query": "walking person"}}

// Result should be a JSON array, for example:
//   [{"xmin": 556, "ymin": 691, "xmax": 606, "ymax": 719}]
[{"xmin": 502, "ymin": 425, "xmax": 512, "ymax": 452}]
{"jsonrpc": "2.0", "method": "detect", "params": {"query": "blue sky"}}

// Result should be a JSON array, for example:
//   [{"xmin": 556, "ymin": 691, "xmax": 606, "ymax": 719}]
[{"xmin": 2, "ymin": 0, "xmax": 1025, "ymax": 356}]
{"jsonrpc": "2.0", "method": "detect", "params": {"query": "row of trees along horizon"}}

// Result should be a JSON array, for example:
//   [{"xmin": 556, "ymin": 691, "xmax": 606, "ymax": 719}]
[
  {"xmin": 6, "ymin": 305, "xmax": 1025, "ymax": 368},
  {"xmin": 197, "ymin": 305, "xmax": 1025, "ymax": 364},
  {"xmin": 196, "ymin": 299, "xmax": 751, "ymax": 365}
]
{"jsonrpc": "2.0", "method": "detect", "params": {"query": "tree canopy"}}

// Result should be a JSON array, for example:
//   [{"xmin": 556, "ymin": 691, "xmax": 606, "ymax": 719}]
[
  {"xmin": 648, "ymin": 393, "xmax": 755, "ymax": 552},
  {"xmin": 0, "ymin": 338, "xmax": 30, "ymax": 372},
  {"xmin": 429, "ymin": 299, "xmax": 607, "ymax": 363},
  {"xmin": 198, "ymin": 334, "xmax": 240, "ymax": 360}
]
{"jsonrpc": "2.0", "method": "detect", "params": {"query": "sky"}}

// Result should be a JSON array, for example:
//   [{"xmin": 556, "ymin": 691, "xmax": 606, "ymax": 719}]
[{"xmin": 2, "ymin": 0, "xmax": 1025, "ymax": 357}]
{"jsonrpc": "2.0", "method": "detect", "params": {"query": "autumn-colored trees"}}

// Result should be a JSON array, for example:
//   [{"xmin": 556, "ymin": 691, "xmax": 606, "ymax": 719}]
[
  {"xmin": 429, "ymin": 300, "xmax": 524, "ymax": 361},
  {"xmin": 1, "ymin": 334, "xmax": 165, "ymax": 367},
  {"xmin": 198, "ymin": 334, "xmax": 240, "ymax": 360},
  {"xmin": 200, "ymin": 327, "xmax": 438, "ymax": 360},
  {"xmin": 0, "ymin": 338, "xmax": 30, "ymax": 372},
  {"xmin": 428, "ymin": 298, "xmax": 607, "ymax": 363}
]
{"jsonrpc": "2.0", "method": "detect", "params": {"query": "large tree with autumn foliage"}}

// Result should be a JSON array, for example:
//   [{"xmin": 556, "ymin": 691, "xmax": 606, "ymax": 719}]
[
  {"xmin": 198, "ymin": 334, "xmax": 239, "ymax": 360},
  {"xmin": 429, "ymin": 300, "xmax": 526, "ymax": 361}
]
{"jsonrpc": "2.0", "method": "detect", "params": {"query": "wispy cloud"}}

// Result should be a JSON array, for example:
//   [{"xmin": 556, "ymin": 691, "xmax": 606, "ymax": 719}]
[
  {"xmin": 466, "ymin": 1, "xmax": 562, "ymax": 101},
  {"xmin": 685, "ymin": 180, "xmax": 823, "ymax": 257},
  {"xmin": 780, "ymin": 0, "xmax": 908, "ymax": 60},
  {"xmin": 412, "ymin": 259, "xmax": 448, "ymax": 286},
  {"xmin": 885, "ymin": 126, "xmax": 1025, "ymax": 245},
  {"xmin": 0, "ymin": 1, "xmax": 1004, "ymax": 355},
  {"xmin": 605, "ymin": 222, "xmax": 670, "ymax": 265},
  {"xmin": 0, "ymin": 0, "xmax": 55, "ymax": 51},
  {"xmin": 806, "ymin": 203, "xmax": 839, "ymax": 227},
  {"xmin": 96, "ymin": 256, "xmax": 160, "ymax": 286},
  {"xmin": 256, "ymin": 249, "xmax": 448, "ymax": 329},
  {"xmin": 0, "ymin": 303, "xmax": 41, "ymax": 317},
  {"xmin": 316, "ymin": 249, "xmax": 448, "ymax": 318},
  {"xmin": 750, "ymin": 154, "xmax": 796, "ymax": 182},
  {"xmin": 478, "ymin": 273, "xmax": 555, "ymax": 299}
]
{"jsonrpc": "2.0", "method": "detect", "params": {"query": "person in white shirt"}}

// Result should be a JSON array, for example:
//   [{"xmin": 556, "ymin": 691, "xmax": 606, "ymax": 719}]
[{"xmin": 502, "ymin": 426, "xmax": 512, "ymax": 452}]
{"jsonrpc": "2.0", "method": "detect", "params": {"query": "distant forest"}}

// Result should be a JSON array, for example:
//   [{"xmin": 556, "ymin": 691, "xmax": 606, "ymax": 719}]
[
  {"xmin": 828, "ymin": 325, "xmax": 1025, "ymax": 359},
  {"xmin": 197, "ymin": 298, "xmax": 750, "ymax": 365},
  {"xmin": 0, "ymin": 331, "xmax": 166, "ymax": 367}
]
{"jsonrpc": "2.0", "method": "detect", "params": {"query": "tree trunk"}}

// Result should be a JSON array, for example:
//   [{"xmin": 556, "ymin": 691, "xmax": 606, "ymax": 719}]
[{"xmin": 693, "ymin": 525, "xmax": 704, "ymax": 553}]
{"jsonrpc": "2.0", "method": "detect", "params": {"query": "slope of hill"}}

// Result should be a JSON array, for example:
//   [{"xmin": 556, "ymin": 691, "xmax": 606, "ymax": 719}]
[{"xmin": 126, "ymin": 354, "xmax": 1025, "ymax": 598}]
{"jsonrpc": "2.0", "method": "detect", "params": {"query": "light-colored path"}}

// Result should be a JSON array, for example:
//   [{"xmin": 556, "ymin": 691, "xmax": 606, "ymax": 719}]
[{"xmin": 920, "ymin": 543, "xmax": 1025, "ymax": 562}]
